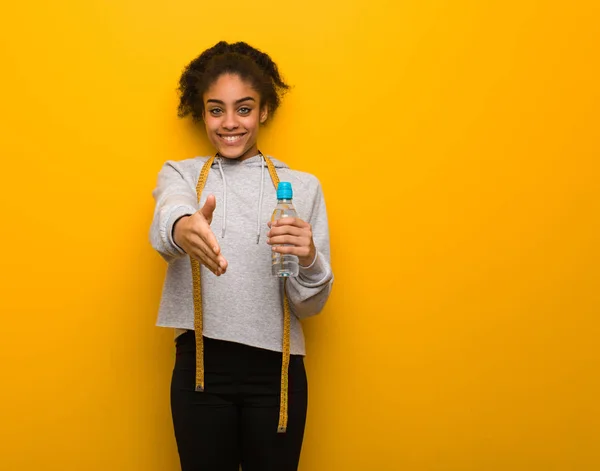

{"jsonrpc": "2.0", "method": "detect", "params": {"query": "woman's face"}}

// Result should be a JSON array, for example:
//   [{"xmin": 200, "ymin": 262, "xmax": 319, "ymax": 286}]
[{"xmin": 203, "ymin": 73, "xmax": 268, "ymax": 161}]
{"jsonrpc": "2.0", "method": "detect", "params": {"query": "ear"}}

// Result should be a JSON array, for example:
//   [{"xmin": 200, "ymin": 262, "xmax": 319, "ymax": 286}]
[{"xmin": 259, "ymin": 106, "xmax": 269, "ymax": 124}]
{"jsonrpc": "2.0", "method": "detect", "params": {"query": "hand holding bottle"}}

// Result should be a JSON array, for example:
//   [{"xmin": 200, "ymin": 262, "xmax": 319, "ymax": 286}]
[{"xmin": 267, "ymin": 217, "xmax": 316, "ymax": 267}]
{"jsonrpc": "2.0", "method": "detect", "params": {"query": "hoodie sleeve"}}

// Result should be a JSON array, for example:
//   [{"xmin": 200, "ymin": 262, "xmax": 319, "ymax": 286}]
[
  {"xmin": 149, "ymin": 160, "xmax": 199, "ymax": 263},
  {"xmin": 285, "ymin": 179, "xmax": 334, "ymax": 319}
]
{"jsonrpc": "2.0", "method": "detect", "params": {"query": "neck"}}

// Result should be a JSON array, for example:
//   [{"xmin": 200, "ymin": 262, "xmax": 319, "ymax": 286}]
[{"xmin": 220, "ymin": 144, "xmax": 260, "ymax": 162}]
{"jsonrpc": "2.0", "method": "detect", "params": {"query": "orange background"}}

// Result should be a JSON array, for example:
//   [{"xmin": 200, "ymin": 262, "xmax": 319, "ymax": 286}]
[{"xmin": 1, "ymin": 1, "xmax": 599, "ymax": 470}]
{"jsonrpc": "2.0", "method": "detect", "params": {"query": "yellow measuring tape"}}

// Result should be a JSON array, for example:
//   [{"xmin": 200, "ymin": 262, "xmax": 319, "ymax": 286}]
[{"xmin": 191, "ymin": 152, "xmax": 292, "ymax": 434}]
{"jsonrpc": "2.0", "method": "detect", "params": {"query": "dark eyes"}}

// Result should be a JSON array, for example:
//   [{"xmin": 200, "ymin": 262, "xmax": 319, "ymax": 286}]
[{"xmin": 208, "ymin": 106, "xmax": 252, "ymax": 116}]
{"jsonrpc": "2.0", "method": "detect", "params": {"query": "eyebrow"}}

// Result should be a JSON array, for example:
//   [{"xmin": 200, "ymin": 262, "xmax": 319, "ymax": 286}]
[{"xmin": 206, "ymin": 97, "xmax": 256, "ymax": 105}]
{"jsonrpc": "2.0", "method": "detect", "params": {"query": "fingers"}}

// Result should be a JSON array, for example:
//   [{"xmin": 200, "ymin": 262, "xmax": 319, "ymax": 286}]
[
  {"xmin": 267, "ymin": 217, "xmax": 314, "ymax": 262},
  {"xmin": 189, "ymin": 246, "xmax": 221, "ymax": 274},
  {"xmin": 190, "ymin": 246, "xmax": 228, "ymax": 276},
  {"xmin": 190, "ymin": 209, "xmax": 222, "ymax": 255},
  {"xmin": 267, "ymin": 225, "xmax": 305, "ymax": 238},
  {"xmin": 267, "ymin": 234, "xmax": 305, "ymax": 247},
  {"xmin": 267, "ymin": 219, "xmax": 311, "ymax": 239},
  {"xmin": 186, "ymin": 210, "xmax": 228, "ymax": 276},
  {"xmin": 191, "ymin": 233, "xmax": 227, "ymax": 269},
  {"xmin": 270, "ymin": 243, "xmax": 312, "ymax": 258},
  {"xmin": 202, "ymin": 223, "xmax": 222, "ymax": 256},
  {"xmin": 268, "ymin": 217, "xmax": 309, "ymax": 229},
  {"xmin": 267, "ymin": 220, "xmax": 312, "ymax": 246}
]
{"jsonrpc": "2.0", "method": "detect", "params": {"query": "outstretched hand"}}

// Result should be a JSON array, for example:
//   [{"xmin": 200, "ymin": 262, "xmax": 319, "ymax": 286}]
[{"xmin": 173, "ymin": 195, "xmax": 228, "ymax": 276}]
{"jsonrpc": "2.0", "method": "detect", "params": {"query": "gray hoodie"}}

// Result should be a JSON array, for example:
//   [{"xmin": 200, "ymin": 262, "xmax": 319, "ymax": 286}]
[{"xmin": 149, "ymin": 154, "xmax": 333, "ymax": 355}]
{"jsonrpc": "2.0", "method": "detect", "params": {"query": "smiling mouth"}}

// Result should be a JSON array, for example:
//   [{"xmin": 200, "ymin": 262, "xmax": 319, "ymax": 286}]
[{"xmin": 218, "ymin": 133, "xmax": 246, "ymax": 143}]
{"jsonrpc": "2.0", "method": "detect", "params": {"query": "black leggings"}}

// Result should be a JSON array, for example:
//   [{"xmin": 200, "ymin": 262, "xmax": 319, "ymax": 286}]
[{"xmin": 170, "ymin": 331, "xmax": 308, "ymax": 471}]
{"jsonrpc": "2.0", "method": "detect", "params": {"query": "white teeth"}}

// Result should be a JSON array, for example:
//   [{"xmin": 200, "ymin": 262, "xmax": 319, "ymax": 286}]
[{"xmin": 222, "ymin": 135, "xmax": 242, "ymax": 142}]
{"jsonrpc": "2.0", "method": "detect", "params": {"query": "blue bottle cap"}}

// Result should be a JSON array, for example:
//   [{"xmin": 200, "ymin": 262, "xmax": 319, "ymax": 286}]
[{"xmin": 277, "ymin": 182, "xmax": 293, "ymax": 199}]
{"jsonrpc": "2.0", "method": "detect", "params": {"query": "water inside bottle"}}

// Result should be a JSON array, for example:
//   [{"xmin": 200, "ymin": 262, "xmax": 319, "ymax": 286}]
[{"xmin": 271, "ymin": 204, "xmax": 300, "ymax": 277}]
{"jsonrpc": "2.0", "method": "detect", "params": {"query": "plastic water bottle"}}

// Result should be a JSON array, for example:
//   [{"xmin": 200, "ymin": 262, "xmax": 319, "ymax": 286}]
[{"xmin": 271, "ymin": 182, "xmax": 299, "ymax": 277}]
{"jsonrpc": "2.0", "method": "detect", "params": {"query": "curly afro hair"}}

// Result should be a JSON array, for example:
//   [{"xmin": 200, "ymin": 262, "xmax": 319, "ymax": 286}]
[{"xmin": 177, "ymin": 41, "xmax": 290, "ymax": 122}]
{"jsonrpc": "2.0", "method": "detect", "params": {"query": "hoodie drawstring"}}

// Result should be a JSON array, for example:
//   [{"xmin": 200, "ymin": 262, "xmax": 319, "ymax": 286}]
[
  {"xmin": 257, "ymin": 155, "xmax": 265, "ymax": 243},
  {"xmin": 217, "ymin": 154, "xmax": 265, "ymax": 243},
  {"xmin": 216, "ymin": 157, "xmax": 228, "ymax": 238}
]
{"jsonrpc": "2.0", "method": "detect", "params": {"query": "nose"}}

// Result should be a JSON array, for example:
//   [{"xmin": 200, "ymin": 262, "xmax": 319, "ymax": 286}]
[{"xmin": 221, "ymin": 112, "xmax": 239, "ymax": 131}]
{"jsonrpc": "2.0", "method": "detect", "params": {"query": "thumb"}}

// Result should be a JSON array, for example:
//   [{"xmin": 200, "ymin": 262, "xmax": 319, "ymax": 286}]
[{"xmin": 200, "ymin": 194, "xmax": 217, "ymax": 224}]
